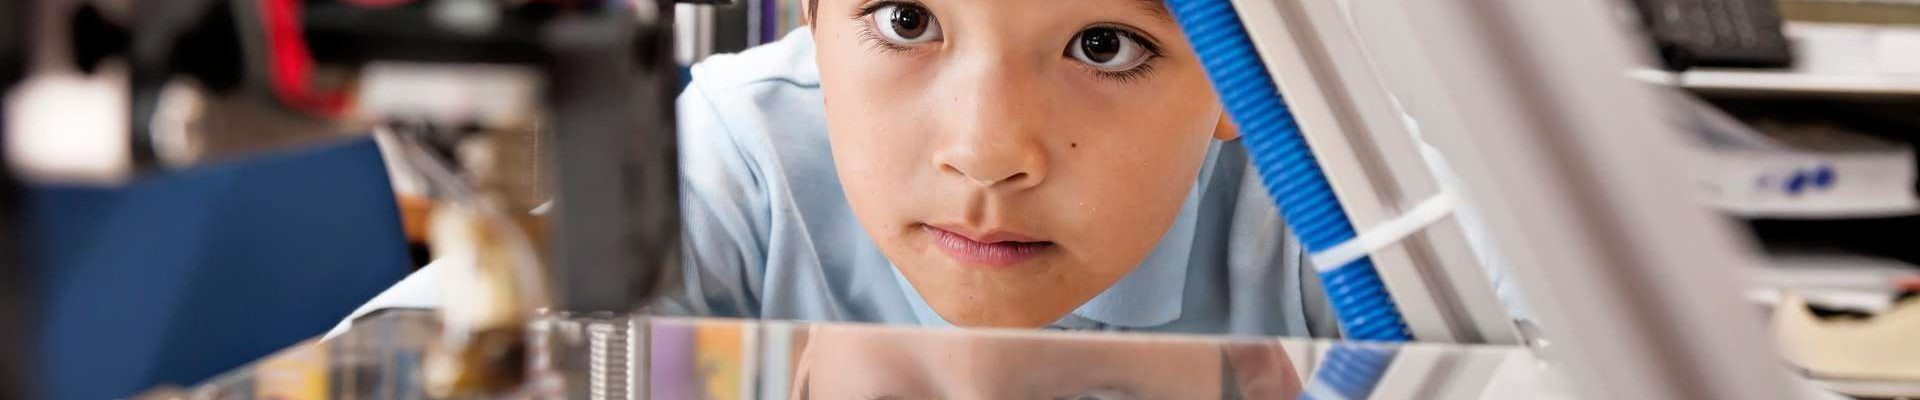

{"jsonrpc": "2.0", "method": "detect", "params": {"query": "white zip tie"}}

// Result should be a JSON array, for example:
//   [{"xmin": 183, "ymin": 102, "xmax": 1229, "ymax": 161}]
[{"xmin": 1309, "ymin": 190, "xmax": 1460, "ymax": 272}]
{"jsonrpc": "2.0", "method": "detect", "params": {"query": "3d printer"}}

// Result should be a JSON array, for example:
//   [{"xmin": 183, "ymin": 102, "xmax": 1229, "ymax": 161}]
[{"xmin": 4, "ymin": 0, "xmax": 711, "ymax": 396}]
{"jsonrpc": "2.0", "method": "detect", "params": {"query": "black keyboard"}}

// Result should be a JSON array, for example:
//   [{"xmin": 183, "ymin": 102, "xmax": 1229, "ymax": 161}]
[{"xmin": 1635, "ymin": 0, "xmax": 1795, "ymax": 70}]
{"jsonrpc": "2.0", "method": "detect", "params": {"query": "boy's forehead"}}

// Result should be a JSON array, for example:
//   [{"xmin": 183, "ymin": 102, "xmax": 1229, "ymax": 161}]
[{"xmin": 810, "ymin": 0, "xmax": 1174, "ymax": 23}]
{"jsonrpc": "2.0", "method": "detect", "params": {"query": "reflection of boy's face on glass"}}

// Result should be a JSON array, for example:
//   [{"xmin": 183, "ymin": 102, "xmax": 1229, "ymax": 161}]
[
  {"xmin": 790, "ymin": 326, "xmax": 1301, "ymax": 399},
  {"xmin": 813, "ymin": 0, "xmax": 1235, "ymax": 328}
]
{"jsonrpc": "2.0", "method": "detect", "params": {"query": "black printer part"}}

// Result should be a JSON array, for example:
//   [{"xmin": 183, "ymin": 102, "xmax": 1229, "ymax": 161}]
[{"xmin": 1631, "ymin": 0, "xmax": 1795, "ymax": 70}]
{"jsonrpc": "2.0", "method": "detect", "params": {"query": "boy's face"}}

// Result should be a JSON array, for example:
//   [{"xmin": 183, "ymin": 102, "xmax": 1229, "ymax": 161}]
[{"xmin": 813, "ymin": 0, "xmax": 1229, "ymax": 327}]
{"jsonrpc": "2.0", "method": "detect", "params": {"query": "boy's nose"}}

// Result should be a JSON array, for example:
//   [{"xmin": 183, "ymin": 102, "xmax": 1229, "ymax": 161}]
[
  {"xmin": 931, "ymin": 67, "xmax": 1050, "ymax": 191},
  {"xmin": 934, "ymin": 139, "xmax": 1045, "ymax": 190}
]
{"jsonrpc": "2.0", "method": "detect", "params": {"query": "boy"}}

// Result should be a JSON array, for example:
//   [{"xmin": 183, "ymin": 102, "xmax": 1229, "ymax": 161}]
[
  {"xmin": 344, "ymin": 0, "xmax": 1335, "ymax": 337},
  {"xmin": 664, "ymin": 0, "xmax": 1332, "ymax": 335}
]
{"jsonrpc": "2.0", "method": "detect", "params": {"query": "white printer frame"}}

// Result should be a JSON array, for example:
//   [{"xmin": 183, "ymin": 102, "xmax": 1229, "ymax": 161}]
[
  {"xmin": 1231, "ymin": 0, "xmax": 1802, "ymax": 399},
  {"xmin": 1227, "ymin": 0, "xmax": 1517, "ymax": 344}
]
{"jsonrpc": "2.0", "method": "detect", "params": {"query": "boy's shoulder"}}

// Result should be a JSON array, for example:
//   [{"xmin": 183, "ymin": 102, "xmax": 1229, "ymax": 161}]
[
  {"xmin": 675, "ymin": 27, "xmax": 835, "ymax": 205},
  {"xmin": 687, "ymin": 29, "xmax": 821, "ymax": 93}
]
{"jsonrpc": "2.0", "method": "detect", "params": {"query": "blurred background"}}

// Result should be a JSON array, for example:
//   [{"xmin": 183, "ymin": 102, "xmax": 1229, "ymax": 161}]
[{"xmin": 2, "ymin": 0, "xmax": 1919, "ymax": 399}]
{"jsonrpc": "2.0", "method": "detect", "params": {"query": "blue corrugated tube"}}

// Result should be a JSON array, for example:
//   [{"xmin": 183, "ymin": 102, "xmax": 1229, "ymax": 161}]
[
  {"xmin": 1165, "ymin": 0, "xmax": 1412, "ymax": 341},
  {"xmin": 1303, "ymin": 344, "xmax": 1399, "ymax": 399}
]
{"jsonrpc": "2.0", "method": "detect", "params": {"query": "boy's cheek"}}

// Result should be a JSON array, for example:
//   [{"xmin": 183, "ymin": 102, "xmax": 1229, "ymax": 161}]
[{"xmin": 821, "ymin": 98, "xmax": 938, "ymax": 194}]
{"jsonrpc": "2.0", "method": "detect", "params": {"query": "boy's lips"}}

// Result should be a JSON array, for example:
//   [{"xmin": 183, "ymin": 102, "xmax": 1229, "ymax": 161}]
[{"xmin": 921, "ymin": 224, "xmax": 1053, "ymax": 268}]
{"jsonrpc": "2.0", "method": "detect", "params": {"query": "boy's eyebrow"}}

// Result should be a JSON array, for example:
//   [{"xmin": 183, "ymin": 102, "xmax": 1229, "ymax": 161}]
[{"xmin": 1133, "ymin": 0, "xmax": 1175, "ymax": 23}]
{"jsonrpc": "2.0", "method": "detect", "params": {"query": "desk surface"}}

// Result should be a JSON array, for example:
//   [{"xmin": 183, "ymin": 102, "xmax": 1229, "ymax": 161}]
[{"xmin": 135, "ymin": 310, "xmax": 1572, "ymax": 400}]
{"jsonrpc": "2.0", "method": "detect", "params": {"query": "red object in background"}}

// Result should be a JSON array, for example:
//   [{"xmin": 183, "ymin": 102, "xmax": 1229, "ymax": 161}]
[
  {"xmin": 260, "ymin": 0, "xmax": 348, "ymax": 117},
  {"xmin": 1898, "ymin": 277, "xmax": 1920, "ymax": 292},
  {"xmin": 341, "ymin": 0, "xmax": 417, "ymax": 7}
]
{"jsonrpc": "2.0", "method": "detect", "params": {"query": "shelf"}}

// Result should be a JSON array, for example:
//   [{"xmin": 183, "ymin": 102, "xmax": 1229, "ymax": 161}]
[
  {"xmin": 1648, "ymin": 69, "xmax": 1920, "ymax": 97},
  {"xmin": 1633, "ymin": 22, "xmax": 1920, "ymax": 97}
]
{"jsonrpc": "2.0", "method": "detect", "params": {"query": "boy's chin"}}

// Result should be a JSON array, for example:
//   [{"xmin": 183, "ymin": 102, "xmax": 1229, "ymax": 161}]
[
  {"xmin": 886, "ymin": 240, "xmax": 1115, "ymax": 329},
  {"xmin": 927, "ymin": 299, "xmax": 1075, "ymax": 329},
  {"xmin": 906, "ymin": 273, "xmax": 1097, "ymax": 329}
]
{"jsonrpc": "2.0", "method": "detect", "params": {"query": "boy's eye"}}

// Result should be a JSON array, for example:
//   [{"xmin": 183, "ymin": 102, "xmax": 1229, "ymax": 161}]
[
  {"xmin": 1067, "ymin": 27, "xmax": 1151, "ymax": 71},
  {"xmin": 872, "ymin": 4, "xmax": 942, "ymax": 45}
]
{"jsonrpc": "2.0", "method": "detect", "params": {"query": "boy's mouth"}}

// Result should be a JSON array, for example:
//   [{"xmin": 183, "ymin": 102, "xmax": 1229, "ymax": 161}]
[{"xmin": 921, "ymin": 224, "xmax": 1054, "ymax": 268}]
